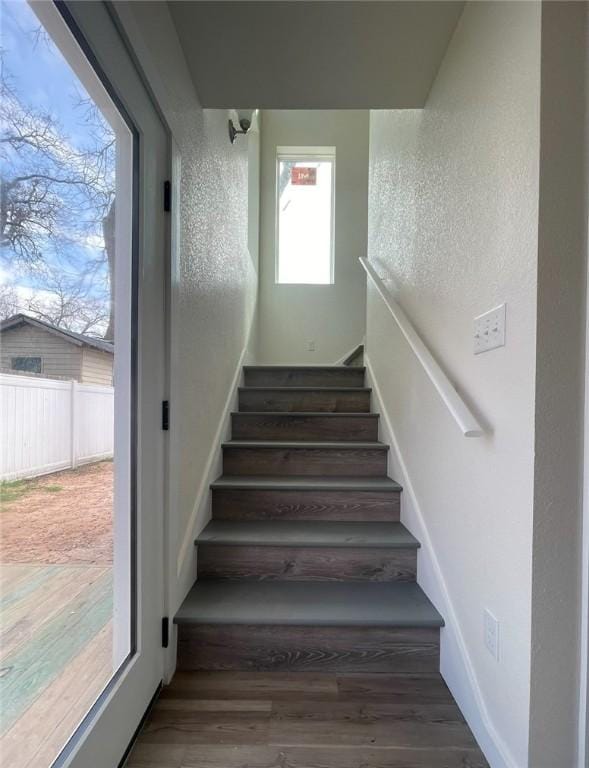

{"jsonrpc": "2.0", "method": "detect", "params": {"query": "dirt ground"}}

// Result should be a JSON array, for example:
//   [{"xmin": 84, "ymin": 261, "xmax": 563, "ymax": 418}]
[{"xmin": 0, "ymin": 461, "xmax": 113, "ymax": 565}]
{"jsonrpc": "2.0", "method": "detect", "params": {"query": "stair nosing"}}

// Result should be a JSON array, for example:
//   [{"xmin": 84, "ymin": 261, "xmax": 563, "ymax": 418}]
[
  {"xmin": 197, "ymin": 540, "xmax": 419, "ymax": 549},
  {"xmin": 174, "ymin": 581, "xmax": 444, "ymax": 628},
  {"xmin": 243, "ymin": 366, "xmax": 366, "ymax": 372},
  {"xmin": 232, "ymin": 411, "xmax": 379, "ymax": 418},
  {"xmin": 222, "ymin": 441, "xmax": 389, "ymax": 450},
  {"xmin": 211, "ymin": 475, "xmax": 403, "ymax": 491},
  {"xmin": 196, "ymin": 521, "xmax": 419, "ymax": 549},
  {"xmin": 238, "ymin": 386, "xmax": 372, "ymax": 392}
]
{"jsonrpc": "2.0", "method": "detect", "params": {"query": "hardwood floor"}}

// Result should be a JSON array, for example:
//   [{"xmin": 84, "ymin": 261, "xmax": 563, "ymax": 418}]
[{"xmin": 127, "ymin": 671, "xmax": 490, "ymax": 767}]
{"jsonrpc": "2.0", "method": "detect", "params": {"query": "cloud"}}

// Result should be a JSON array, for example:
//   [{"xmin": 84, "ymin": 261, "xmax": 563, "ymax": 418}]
[{"xmin": 81, "ymin": 234, "xmax": 105, "ymax": 250}]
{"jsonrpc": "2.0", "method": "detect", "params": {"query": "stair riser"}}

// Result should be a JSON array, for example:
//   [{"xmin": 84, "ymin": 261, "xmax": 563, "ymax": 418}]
[
  {"xmin": 212, "ymin": 489, "xmax": 401, "ymax": 521},
  {"xmin": 223, "ymin": 447, "xmax": 388, "ymax": 477},
  {"xmin": 177, "ymin": 624, "xmax": 440, "ymax": 673},
  {"xmin": 244, "ymin": 368, "xmax": 365, "ymax": 388},
  {"xmin": 232, "ymin": 413, "xmax": 379, "ymax": 442},
  {"xmin": 239, "ymin": 389, "xmax": 371, "ymax": 413},
  {"xmin": 197, "ymin": 545, "xmax": 417, "ymax": 582}
]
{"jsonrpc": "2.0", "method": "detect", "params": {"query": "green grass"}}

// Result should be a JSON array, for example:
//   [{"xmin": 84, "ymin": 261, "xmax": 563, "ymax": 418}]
[
  {"xmin": 0, "ymin": 460, "xmax": 109, "ymax": 508},
  {"xmin": 0, "ymin": 478, "xmax": 63, "ymax": 506},
  {"xmin": 0, "ymin": 480, "xmax": 32, "ymax": 505},
  {"xmin": 43, "ymin": 485, "xmax": 63, "ymax": 494}
]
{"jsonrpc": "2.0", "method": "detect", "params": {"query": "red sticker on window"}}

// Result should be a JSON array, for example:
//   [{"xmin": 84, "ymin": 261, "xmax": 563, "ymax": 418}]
[{"xmin": 291, "ymin": 167, "xmax": 317, "ymax": 185}]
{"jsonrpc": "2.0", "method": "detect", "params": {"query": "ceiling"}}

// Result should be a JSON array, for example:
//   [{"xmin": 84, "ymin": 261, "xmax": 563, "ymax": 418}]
[{"xmin": 168, "ymin": 1, "xmax": 465, "ymax": 109}]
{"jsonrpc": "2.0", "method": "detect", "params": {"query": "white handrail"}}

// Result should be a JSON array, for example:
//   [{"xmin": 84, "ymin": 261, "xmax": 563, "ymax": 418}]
[{"xmin": 360, "ymin": 257, "xmax": 484, "ymax": 438}]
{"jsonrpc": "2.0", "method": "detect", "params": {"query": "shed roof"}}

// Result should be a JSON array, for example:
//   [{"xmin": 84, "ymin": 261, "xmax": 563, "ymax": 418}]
[{"xmin": 0, "ymin": 314, "xmax": 114, "ymax": 354}]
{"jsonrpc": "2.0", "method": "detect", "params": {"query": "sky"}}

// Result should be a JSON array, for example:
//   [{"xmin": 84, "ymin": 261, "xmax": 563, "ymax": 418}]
[
  {"xmin": 1, "ymin": 0, "xmax": 115, "ymax": 334},
  {"xmin": 2, "ymin": 0, "xmax": 97, "ymax": 152}
]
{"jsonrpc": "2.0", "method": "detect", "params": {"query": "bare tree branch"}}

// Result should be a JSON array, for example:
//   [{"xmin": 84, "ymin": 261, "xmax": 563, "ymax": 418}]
[
  {"xmin": 0, "ymin": 48, "xmax": 116, "ymax": 338},
  {"xmin": 0, "ymin": 283, "xmax": 18, "ymax": 320},
  {"xmin": 24, "ymin": 260, "xmax": 110, "ymax": 336}
]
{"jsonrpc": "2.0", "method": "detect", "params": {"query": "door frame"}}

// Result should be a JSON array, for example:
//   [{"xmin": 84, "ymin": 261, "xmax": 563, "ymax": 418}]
[
  {"xmin": 25, "ymin": 2, "xmax": 171, "ymax": 766},
  {"xmin": 580, "ymin": 64, "xmax": 589, "ymax": 763},
  {"xmin": 581, "ymin": 203, "xmax": 589, "ymax": 768}
]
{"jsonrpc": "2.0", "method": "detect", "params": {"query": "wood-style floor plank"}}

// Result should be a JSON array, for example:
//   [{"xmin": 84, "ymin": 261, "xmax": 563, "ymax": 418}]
[
  {"xmin": 0, "ymin": 567, "xmax": 112, "ymax": 733},
  {"xmin": 162, "ymin": 672, "xmax": 339, "ymax": 701},
  {"xmin": 179, "ymin": 745, "xmax": 490, "ymax": 768},
  {"xmin": 22, "ymin": 622, "xmax": 113, "ymax": 768},
  {"xmin": 0, "ymin": 565, "xmax": 60, "ymax": 611},
  {"xmin": 0, "ymin": 564, "xmax": 40, "ymax": 591},
  {"xmin": 0, "ymin": 621, "xmax": 112, "ymax": 768},
  {"xmin": 128, "ymin": 671, "xmax": 490, "ymax": 767},
  {"xmin": 157, "ymin": 699, "xmax": 272, "ymax": 713},
  {"xmin": 268, "ymin": 700, "xmax": 475, "ymax": 749},
  {"xmin": 126, "ymin": 743, "xmax": 187, "ymax": 768},
  {"xmin": 335, "ymin": 672, "xmax": 455, "ymax": 703},
  {"xmin": 140, "ymin": 708, "xmax": 271, "ymax": 746},
  {"xmin": 0, "ymin": 565, "xmax": 108, "ymax": 658}
]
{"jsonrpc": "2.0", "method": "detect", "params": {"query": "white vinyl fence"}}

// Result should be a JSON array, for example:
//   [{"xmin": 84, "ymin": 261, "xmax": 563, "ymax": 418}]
[{"xmin": 0, "ymin": 373, "xmax": 114, "ymax": 481}]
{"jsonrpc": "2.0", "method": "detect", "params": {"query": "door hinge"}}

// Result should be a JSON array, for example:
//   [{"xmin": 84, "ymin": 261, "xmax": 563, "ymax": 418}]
[
  {"xmin": 162, "ymin": 400, "xmax": 169, "ymax": 431},
  {"xmin": 163, "ymin": 180, "xmax": 171, "ymax": 213},
  {"xmin": 161, "ymin": 617, "xmax": 169, "ymax": 648}
]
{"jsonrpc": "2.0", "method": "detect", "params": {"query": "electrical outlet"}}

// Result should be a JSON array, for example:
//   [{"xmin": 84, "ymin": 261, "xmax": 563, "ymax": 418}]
[
  {"xmin": 474, "ymin": 303, "xmax": 506, "ymax": 354},
  {"xmin": 307, "ymin": 340, "xmax": 316, "ymax": 352},
  {"xmin": 484, "ymin": 609, "xmax": 500, "ymax": 661}
]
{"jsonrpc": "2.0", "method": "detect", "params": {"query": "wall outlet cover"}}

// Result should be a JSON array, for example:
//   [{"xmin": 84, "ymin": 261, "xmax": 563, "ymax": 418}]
[{"xmin": 474, "ymin": 303, "xmax": 506, "ymax": 354}]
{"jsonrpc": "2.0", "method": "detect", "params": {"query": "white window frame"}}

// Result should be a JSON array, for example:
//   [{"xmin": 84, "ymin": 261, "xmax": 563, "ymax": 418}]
[{"xmin": 275, "ymin": 145, "xmax": 336, "ymax": 285}]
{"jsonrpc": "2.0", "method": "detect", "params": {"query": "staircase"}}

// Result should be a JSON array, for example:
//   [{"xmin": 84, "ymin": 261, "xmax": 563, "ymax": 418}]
[{"xmin": 175, "ymin": 365, "xmax": 444, "ymax": 673}]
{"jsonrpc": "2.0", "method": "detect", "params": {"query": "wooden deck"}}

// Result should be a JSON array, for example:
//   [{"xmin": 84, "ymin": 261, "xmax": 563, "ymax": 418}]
[{"xmin": 0, "ymin": 564, "xmax": 113, "ymax": 768}]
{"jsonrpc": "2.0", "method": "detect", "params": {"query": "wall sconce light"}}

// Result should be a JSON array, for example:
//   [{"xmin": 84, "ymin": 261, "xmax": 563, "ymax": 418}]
[{"xmin": 228, "ymin": 117, "xmax": 251, "ymax": 144}]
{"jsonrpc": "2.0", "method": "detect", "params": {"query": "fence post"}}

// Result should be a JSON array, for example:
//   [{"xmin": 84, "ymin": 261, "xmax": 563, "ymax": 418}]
[{"xmin": 70, "ymin": 380, "xmax": 78, "ymax": 470}]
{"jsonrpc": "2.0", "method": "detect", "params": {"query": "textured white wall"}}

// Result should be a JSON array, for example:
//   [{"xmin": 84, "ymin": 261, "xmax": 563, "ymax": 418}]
[
  {"xmin": 258, "ymin": 110, "xmax": 368, "ymax": 364},
  {"xmin": 114, "ymin": 3, "xmax": 258, "ymax": 637},
  {"xmin": 366, "ymin": 3, "xmax": 540, "ymax": 766}
]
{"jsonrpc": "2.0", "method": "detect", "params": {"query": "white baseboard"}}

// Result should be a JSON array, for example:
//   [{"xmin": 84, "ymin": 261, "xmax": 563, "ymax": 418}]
[
  {"xmin": 176, "ymin": 319, "xmax": 256, "ymax": 584},
  {"xmin": 365, "ymin": 353, "xmax": 520, "ymax": 768},
  {"xmin": 333, "ymin": 339, "xmax": 365, "ymax": 366}
]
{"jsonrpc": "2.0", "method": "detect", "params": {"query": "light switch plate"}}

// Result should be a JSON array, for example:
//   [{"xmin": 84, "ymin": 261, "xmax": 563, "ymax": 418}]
[{"xmin": 474, "ymin": 303, "xmax": 506, "ymax": 354}]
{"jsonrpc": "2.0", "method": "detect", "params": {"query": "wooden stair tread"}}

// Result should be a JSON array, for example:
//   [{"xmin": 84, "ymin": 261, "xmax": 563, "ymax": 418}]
[
  {"xmin": 243, "ymin": 366, "xmax": 366, "ymax": 372},
  {"xmin": 211, "ymin": 475, "xmax": 402, "ymax": 491},
  {"xmin": 175, "ymin": 581, "xmax": 443, "ymax": 628},
  {"xmin": 223, "ymin": 441, "xmax": 388, "ymax": 450},
  {"xmin": 232, "ymin": 411, "xmax": 378, "ymax": 417},
  {"xmin": 196, "ymin": 520, "xmax": 419, "ymax": 549},
  {"xmin": 239, "ymin": 386, "xmax": 371, "ymax": 392}
]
